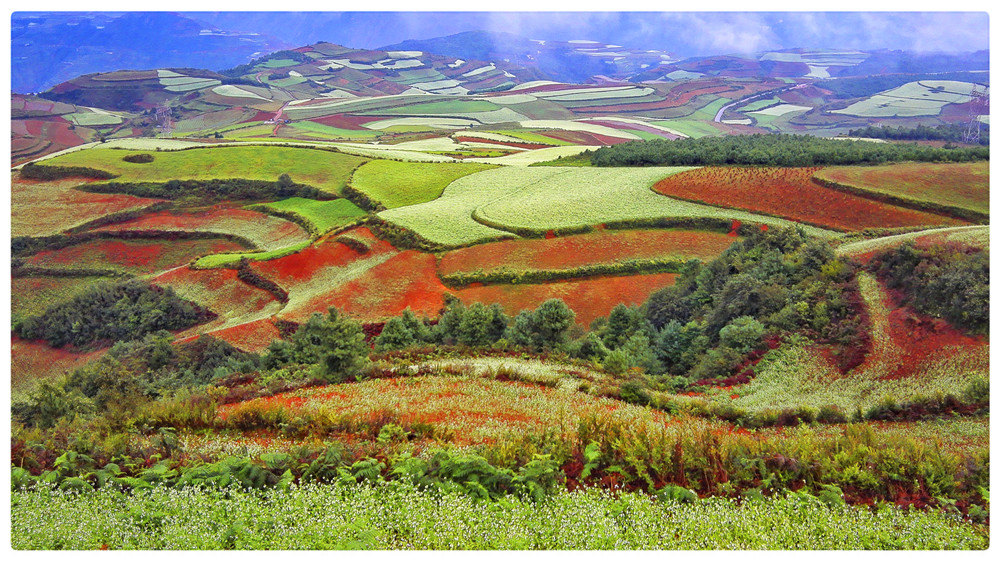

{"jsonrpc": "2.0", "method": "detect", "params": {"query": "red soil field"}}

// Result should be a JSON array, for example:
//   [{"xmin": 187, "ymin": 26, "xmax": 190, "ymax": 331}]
[
  {"xmin": 202, "ymin": 319, "xmax": 283, "ymax": 354},
  {"xmin": 439, "ymin": 229, "xmax": 735, "ymax": 277},
  {"xmin": 456, "ymin": 273, "xmax": 679, "ymax": 327},
  {"xmin": 152, "ymin": 266, "xmax": 282, "ymax": 343},
  {"xmin": 95, "ymin": 206, "xmax": 308, "ymax": 250},
  {"xmin": 652, "ymin": 167, "xmax": 968, "ymax": 231},
  {"xmin": 861, "ymin": 279, "xmax": 986, "ymax": 381},
  {"xmin": 11, "ymin": 336, "xmax": 108, "ymax": 392},
  {"xmin": 580, "ymin": 120, "xmax": 681, "ymax": 140},
  {"xmin": 11, "ymin": 176, "xmax": 163, "ymax": 237},
  {"xmin": 539, "ymin": 130, "xmax": 631, "ymax": 145},
  {"xmin": 283, "ymin": 250, "xmax": 449, "ymax": 323},
  {"xmin": 250, "ymin": 228, "xmax": 392, "ymax": 284},
  {"xmin": 310, "ymin": 113, "xmax": 383, "ymax": 130},
  {"xmin": 26, "ymin": 238, "xmax": 244, "ymax": 275}
]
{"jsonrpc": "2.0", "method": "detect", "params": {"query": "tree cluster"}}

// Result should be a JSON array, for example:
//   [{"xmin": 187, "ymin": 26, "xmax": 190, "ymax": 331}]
[
  {"xmin": 590, "ymin": 134, "xmax": 989, "ymax": 167},
  {"xmin": 848, "ymin": 124, "xmax": 989, "ymax": 146},
  {"xmin": 14, "ymin": 281, "xmax": 215, "ymax": 349},
  {"xmin": 868, "ymin": 241, "xmax": 989, "ymax": 333}
]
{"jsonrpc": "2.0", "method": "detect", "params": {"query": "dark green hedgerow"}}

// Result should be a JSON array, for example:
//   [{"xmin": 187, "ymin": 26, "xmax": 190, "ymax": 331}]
[
  {"xmin": 12, "ymin": 230, "xmax": 256, "ymax": 259},
  {"xmin": 80, "ymin": 176, "xmax": 334, "ymax": 203},
  {"xmin": 441, "ymin": 259, "xmax": 687, "ymax": 288},
  {"xmin": 591, "ymin": 134, "xmax": 989, "ymax": 167},
  {"xmin": 20, "ymin": 162, "xmax": 118, "ymax": 181},
  {"xmin": 236, "ymin": 258, "xmax": 289, "ymax": 303}
]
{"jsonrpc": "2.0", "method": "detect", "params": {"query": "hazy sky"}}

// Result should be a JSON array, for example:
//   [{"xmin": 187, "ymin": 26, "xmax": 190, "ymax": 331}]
[{"xmin": 188, "ymin": 11, "xmax": 989, "ymax": 55}]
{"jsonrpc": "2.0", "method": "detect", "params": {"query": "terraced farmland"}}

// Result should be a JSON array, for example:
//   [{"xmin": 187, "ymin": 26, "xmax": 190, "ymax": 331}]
[
  {"xmin": 23, "ymin": 238, "xmax": 246, "ymax": 276},
  {"xmin": 438, "ymin": 229, "xmax": 737, "ymax": 281},
  {"xmin": 350, "ymin": 160, "xmax": 495, "ymax": 208},
  {"xmin": 11, "ymin": 175, "xmax": 162, "ymax": 237},
  {"xmin": 456, "ymin": 273, "xmax": 679, "ymax": 326},
  {"xmin": 255, "ymin": 197, "xmax": 366, "ymax": 234},
  {"xmin": 814, "ymin": 162, "xmax": 989, "ymax": 220},
  {"xmin": 93, "ymin": 207, "xmax": 310, "ymax": 252},
  {"xmin": 39, "ymin": 145, "xmax": 369, "ymax": 195},
  {"xmin": 382, "ymin": 166, "xmax": 832, "ymax": 246},
  {"xmin": 652, "ymin": 167, "xmax": 969, "ymax": 231}
]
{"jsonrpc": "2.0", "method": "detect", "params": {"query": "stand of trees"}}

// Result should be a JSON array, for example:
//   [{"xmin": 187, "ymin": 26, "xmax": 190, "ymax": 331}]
[
  {"xmin": 590, "ymin": 134, "xmax": 989, "ymax": 167},
  {"xmin": 848, "ymin": 124, "xmax": 989, "ymax": 146}
]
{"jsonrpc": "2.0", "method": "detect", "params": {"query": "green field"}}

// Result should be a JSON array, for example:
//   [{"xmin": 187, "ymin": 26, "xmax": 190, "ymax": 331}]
[
  {"xmin": 366, "ymin": 99, "xmax": 502, "ymax": 115},
  {"xmin": 257, "ymin": 197, "xmax": 366, "ymax": 234},
  {"xmin": 351, "ymin": 159, "xmax": 496, "ymax": 209},
  {"xmin": 12, "ymin": 484, "xmax": 987, "ymax": 549},
  {"xmin": 288, "ymin": 121, "xmax": 381, "ymax": 140},
  {"xmin": 63, "ymin": 111, "xmax": 122, "ymax": 126},
  {"xmin": 193, "ymin": 239, "xmax": 313, "ymax": 268},
  {"xmin": 383, "ymin": 166, "xmax": 832, "ymax": 246},
  {"xmin": 258, "ymin": 58, "xmax": 298, "ymax": 68},
  {"xmin": 488, "ymin": 129, "xmax": 575, "ymax": 146},
  {"xmin": 42, "ymin": 145, "xmax": 369, "ymax": 195},
  {"xmin": 651, "ymin": 119, "xmax": 721, "ymax": 138}
]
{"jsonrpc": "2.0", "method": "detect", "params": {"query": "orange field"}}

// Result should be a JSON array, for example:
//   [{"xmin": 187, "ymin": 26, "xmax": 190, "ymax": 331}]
[
  {"xmin": 94, "ymin": 206, "xmax": 309, "ymax": 250},
  {"xmin": 439, "ymin": 229, "xmax": 735, "ymax": 277},
  {"xmin": 652, "ymin": 167, "xmax": 967, "ymax": 231},
  {"xmin": 250, "ymin": 228, "xmax": 392, "ymax": 284},
  {"xmin": 25, "ymin": 238, "xmax": 244, "ymax": 275},
  {"xmin": 280, "ymin": 250, "xmax": 449, "ymax": 323},
  {"xmin": 11, "ymin": 176, "xmax": 163, "ymax": 237},
  {"xmin": 11, "ymin": 336, "xmax": 108, "ymax": 392},
  {"xmin": 196, "ymin": 318, "xmax": 284, "ymax": 354},
  {"xmin": 456, "ymin": 273, "xmax": 678, "ymax": 326},
  {"xmin": 152, "ymin": 266, "xmax": 283, "ymax": 349}
]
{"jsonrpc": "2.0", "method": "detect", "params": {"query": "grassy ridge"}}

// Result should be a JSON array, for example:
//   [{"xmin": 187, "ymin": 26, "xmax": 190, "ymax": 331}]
[
  {"xmin": 350, "ymin": 159, "xmax": 496, "ymax": 209},
  {"xmin": 813, "ymin": 162, "xmax": 989, "ymax": 222},
  {"xmin": 40, "ymin": 145, "xmax": 369, "ymax": 195}
]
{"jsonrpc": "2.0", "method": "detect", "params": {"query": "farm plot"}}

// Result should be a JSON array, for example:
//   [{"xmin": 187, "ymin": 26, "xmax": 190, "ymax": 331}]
[
  {"xmin": 376, "ymin": 169, "xmax": 525, "ymax": 246},
  {"xmin": 93, "ymin": 207, "xmax": 310, "ymax": 251},
  {"xmin": 832, "ymin": 80, "xmax": 988, "ymax": 118},
  {"xmin": 11, "ymin": 275, "xmax": 111, "ymax": 324},
  {"xmin": 717, "ymin": 273, "xmax": 987, "ymax": 413},
  {"xmin": 464, "ymin": 146, "xmax": 598, "ymax": 166},
  {"xmin": 198, "ymin": 318, "xmax": 283, "ymax": 354},
  {"xmin": 218, "ymin": 373, "xmax": 664, "ymax": 446},
  {"xmin": 250, "ymin": 229, "xmax": 395, "ymax": 285},
  {"xmin": 40, "ymin": 145, "xmax": 369, "ymax": 196},
  {"xmin": 835, "ymin": 225, "xmax": 989, "ymax": 262},
  {"xmin": 470, "ymin": 167, "xmax": 829, "ymax": 236},
  {"xmin": 456, "ymin": 273, "xmax": 679, "ymax": 326},
  {"xmin": 274, "ymin": 250, "xmax": 448, "ymax": 323},
  {"xmin": 350, "ymin": 160, "xmax": 495, "ymax": 208},
  {"xmin": 814, "ymin": 162, "xmax": 989, "ymax": 220},
  {"xmin": 63, "ymin": 111, "xmax": 123, "ymax": 126},
  {"xmin": 151, "ymin": 266, "xmax": 284, "ymax": 346},
  {"xmin": 518, "ymin": 120, "xmax": 641, "ymax": 140},
  {"xmin": 439, "ymin": 229, "xmax": 736, "ymax": 279},
  {"xmin": 23, "ymin": 238, "xmax": 246, "ymax": 276},
  {"xmin": 11, "ymin": 175, "xmax": 163, "ymax": 237},
  {"xmin": 11, "ymin": 337, "xmax": 109, "ymax": 395},
  {"xmin": 651, "ymin": 167, "xmax": 968, "ymax": 232},
  {"xmin": 256, "ymin": 197, "xmax": 366, "ymax": 234}
]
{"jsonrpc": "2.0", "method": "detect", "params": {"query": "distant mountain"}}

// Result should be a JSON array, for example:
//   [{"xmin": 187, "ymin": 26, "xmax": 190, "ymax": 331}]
[
  {"xmin": 11, "ymin": 12, "xmax": 289, "ymax": 93},
  {"xmin": 381, "ymin": 30, "xmax": 679, "ymax": 84}
]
